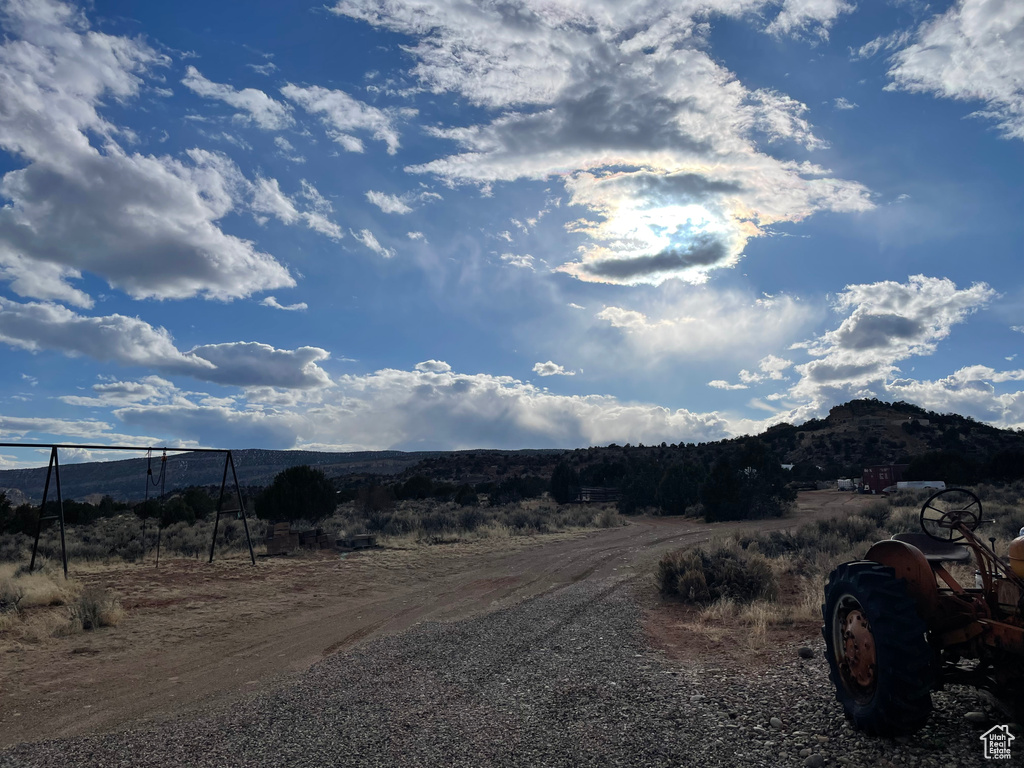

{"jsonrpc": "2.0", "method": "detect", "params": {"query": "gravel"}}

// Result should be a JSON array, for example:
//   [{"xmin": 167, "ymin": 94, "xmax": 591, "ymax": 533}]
[{"xmin": 1, "ymin": 577, "xmax": 1013, "ymax": 767}]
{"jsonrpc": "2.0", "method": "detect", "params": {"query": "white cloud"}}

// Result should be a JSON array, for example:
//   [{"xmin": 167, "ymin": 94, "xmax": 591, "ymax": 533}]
[
  {"xmin": 59, "ymin": 376, "xmax": 180, "ymax": 407},
  {"xmin": 273, "ymin": 135, "xmax": 305, "ymax": 163},
  {"xmin": 281, "ymin": 83, "xmax": 409, "ymax": 154},
  {"xmin": 852, "ymin": 29, "xmax": 912, "ymax": 60},
  {"xmin": 252, "ymin": 176, "xmax": 301, "ymax": 223},
  {"xmin": 712, "ymin": 276, "xmax": 1017, "ymax": 429},
  {"xmin": 101, "ymin": 363, "xmax": 733, "ymax": 450},
  {"xmin": 0, "ymin": 414, "xmax": 121, "ymax": 441},
  {"xmin": 188, "ymin": 342, "xmax": 332, "ymax": 389},
  {"xmin": 414, "ymin": 360, "xmax": 452, "ymax": 373},
  {"xmin": 592, "ymin": 287, "xmax": 816, "ymax": 363},
  {"xmin": 407, "ymin": 231, "xmax": 425, "ymax": 240},
  {"xmin": 0, "ymin": 298, "xmax": 332, "ymax": 390},
  {"xmin": 0, "ymin": 297, "xmax": 214, "ymax": 374},
  {"xmin": 708, "ymin": 380, "xmax": 748, "ymax": 390},
  {"xmin": 885, "ymin": 0, "xmax": 1024, "ymax": 139},
  {"xmin": 706, "ymin": 354, "xmax": 794, "ymax": 389},
  {"xmin": 353, "ymin": 228, "xmax": 395, "ymax": 258},
  {"xmin": 247, "ymin": 62, "xmax": 278, "ymax": 76},
  {"xmin": 834, "ymin": 97, "xmax": 858, "ymax": 110},
  {"xmin": 252, "ymin": 177, "xmax": 343, "ymax": 239},
  {"xmin": 261, "ymin": 296, "xmax": 309, "ymax": 311},
  {"xmin": 756, "ymin": 354, "xmax": 794, "ymax": 380},
  {"xmin": 366, "ymin": 190, "xmax": 413, "ymax": 214},
  {"xmin": 765, "ymin": 0, "xmax": 855, "ymax": 39},
  {"xmin": 533, "ymin": 361, "xmax": 574, "ymax": 377},
  {"xmin": 788, "ymin": 275, "xmax": 996, "ymax": 403},
  {"xmin": 337, "ymin": 1, "xmax": 872, "ymax": 286},
  {"xmin": 0, "ymin": 2, "xmax": 295, "ymax": 303},
  {"xmin": 0, "ymin": 252, "xmax": 92, "ymax": 308},
  {"xmin": 500, "ymin": 253, "xmax": 535, "ymax": 270},
  {"xmin": 886, "ymin": 365, "xmax": 1024, "ymax": 429},
  {"xmin": 181, "ymin": 66, "xmax": 294, "ymax": 130}
]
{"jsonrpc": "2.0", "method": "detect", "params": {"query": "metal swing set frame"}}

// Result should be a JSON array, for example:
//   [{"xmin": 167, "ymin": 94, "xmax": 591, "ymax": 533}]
[{"xmin": 0, "ymin": 442, "xmax": 256, "ymax": 577}]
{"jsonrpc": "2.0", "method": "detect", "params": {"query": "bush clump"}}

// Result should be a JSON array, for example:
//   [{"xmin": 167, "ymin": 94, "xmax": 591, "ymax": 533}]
[
  {"xmin": 68, "ymin": 587, "xmax": 123, "ymax": 631},
  {"xmin": 657, "ymin": 545, "xmax": 777, "ymax": 605},
  {"xmin": 0, "ymin": 578, "xmax": 24, "ymax": 615}
]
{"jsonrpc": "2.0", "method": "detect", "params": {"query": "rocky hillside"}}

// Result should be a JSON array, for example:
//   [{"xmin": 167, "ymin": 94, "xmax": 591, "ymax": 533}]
[{"xmin": 758, "ymin": 399, "xmax": 1023, "ymax": 475}]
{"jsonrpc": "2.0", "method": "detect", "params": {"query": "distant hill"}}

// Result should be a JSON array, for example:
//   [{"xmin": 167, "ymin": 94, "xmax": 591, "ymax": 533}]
[
  {"xmin": 390, "ymin": 399, "xmax": 1023, "ymax": 484},
  {"xmin": 1, "ymin": 399, "xmax": 1021, "ymax": 503},
  {"xmin": 0, "ymin": 448, "xmax": 445, "ymax": 503},
  {"xmin": 758, "ymin": 399, "xmax": 1023, "ymax": 476}
]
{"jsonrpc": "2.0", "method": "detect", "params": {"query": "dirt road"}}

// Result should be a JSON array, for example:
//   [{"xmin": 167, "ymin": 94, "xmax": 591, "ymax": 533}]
[{"xmin": 0, "ymin": 492, "xmax": 878, "ymax": 747}]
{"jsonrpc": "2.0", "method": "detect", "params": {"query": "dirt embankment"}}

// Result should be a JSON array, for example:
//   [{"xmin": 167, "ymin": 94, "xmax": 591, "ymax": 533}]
[{"xmin": 0, "ymin": 491, "xmax": 879, "ymax": 747}]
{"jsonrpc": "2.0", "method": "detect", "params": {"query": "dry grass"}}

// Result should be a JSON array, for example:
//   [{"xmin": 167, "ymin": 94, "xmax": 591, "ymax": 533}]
[
  {"xmin": 712, "ymin": 484, "xmax": 1024, "ymax": 624},
  {"xmin": 698, "ymin": 596, "xmax": 736, "ymax": 622},
  {"xmin": 0, "ymin": 561, "xmax": 123, "ymax": 644},
  {"xmin": 593, "ymin": 507, "xmax": 625, "ymax": 528},
  {"xmin": 67, "ymin": 587, "xmax": 124, "ymax": 631},
  {"xmin": 0, "ymin": 562, "xmax": 79, "ymax": 609}
]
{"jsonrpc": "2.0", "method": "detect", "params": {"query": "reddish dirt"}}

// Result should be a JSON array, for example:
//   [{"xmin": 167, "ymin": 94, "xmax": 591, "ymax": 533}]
[
  {"xmin": 641, "ymin": 578, "xmax": 821, "ymax": 669},
  {"xmin": 0, "ymin": 491, "xmax": 880, "ymax": 747}
]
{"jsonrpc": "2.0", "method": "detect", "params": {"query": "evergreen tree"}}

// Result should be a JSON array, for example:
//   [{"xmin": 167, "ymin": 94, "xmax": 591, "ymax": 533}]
[
  {"xmin": 256, "ymin": 465, "xmax": 337, "ymax": 522},
  {"xmin": 549, "ymin": 460, "xmax": 580, "ymax": 505}
]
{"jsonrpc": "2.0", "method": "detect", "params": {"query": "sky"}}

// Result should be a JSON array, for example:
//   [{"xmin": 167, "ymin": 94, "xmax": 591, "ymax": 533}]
[{"xmin": 0, "ymin": 0, "xmax": 1022, "ymax": 466}]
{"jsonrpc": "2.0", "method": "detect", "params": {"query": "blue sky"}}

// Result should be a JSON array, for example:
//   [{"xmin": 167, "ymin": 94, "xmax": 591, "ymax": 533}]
[{"xmin": 0, "ymin": 0, "xmax": 1022, "ymax": 465}]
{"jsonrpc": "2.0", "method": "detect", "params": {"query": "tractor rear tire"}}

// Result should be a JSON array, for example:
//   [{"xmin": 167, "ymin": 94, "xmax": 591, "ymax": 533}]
[{"xmin": 822, "ymin": 561, "xmax": 934, "ymax": 736}]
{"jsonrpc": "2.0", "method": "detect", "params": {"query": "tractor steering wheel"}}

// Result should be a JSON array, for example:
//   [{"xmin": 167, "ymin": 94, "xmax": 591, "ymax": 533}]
[{"xmin": 919, "ymin": 488, "xmax": 982, "ymax": 543}]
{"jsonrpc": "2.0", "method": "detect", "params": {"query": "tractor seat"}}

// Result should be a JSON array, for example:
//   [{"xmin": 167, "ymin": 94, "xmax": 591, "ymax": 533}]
[{"xmin": 891, "ymin": 533, "xmax": 972, "ymax": 564}]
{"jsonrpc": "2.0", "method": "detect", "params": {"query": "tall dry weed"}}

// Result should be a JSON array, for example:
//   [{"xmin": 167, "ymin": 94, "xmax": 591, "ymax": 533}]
[
  {"xmin": 67, "ymin": 587, "xmax": 124, "ymax": 631},
  {"xmin": 0, "ymin": 563, "xmax": 78, "ymax": 610}
]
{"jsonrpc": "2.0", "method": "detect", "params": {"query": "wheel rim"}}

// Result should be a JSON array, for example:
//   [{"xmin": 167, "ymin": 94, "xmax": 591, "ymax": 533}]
[{"xmin": 833, "ymin": 595, "xmax": 877, "ymax": 700}]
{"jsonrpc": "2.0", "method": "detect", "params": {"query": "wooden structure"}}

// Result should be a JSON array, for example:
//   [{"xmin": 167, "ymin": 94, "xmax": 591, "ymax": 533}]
[
  {"xmin": 265, "ymin": 522, "xmax": 300, "ymax": 555},
  {"xmin": 266, "ymin": 524, "xmax": 336, "ymax": 555},
  {"xmin": 337, "ymin": 533, "xmax": 377, "ymax": 550},
  {"xmin": 574, "ymin": 486, "xmax": 621, "ymax": 503}
]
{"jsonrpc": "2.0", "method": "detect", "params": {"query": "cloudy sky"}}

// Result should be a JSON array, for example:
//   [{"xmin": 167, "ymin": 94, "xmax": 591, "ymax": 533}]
[{"xmin": 0, "ymin": 0, "xmax": 1022, "ymax": 464}]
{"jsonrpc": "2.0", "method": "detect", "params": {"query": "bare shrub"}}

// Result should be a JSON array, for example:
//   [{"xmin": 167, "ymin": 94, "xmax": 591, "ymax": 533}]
[
  {"xmin": 658, "ymin": 545, "xmax": 778, "ymax": 605},
  {"xmin": 68, "ymin": 587, "xmax": 123, "ymax": 631},
  {"xmin": 0, "ymin": 562, "xmax": 77, "ymax": 609},
  {"xmin": 0, "ymin": 578, "xmax": 24, "ymax": 614},
  {"xmin": 593, "ymin": 507, "xmax": 624, "ymax": 528},
  {"xmin": 0, "ymin": 533, "xmax": 28, "ymax": 563}
]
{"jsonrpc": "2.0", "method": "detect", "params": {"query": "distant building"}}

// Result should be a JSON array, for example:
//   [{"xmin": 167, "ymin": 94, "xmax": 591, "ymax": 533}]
[{"xmin": 862, "ymin": 464, "xmax": 910, "ymax": 494}]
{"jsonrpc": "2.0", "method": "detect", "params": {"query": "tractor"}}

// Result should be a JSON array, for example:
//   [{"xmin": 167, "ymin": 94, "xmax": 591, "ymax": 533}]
[{"xmin": 822, "ymin": 488, "xmax": 1024, "ymax": 736}]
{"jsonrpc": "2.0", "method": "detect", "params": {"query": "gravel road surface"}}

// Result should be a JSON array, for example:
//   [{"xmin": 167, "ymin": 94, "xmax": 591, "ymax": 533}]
[{"xmin": 1, "ymin": 575, "xmax": 1006, "ymax": 768}]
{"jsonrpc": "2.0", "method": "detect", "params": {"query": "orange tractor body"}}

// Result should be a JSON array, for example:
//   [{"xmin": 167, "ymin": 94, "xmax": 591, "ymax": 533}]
[{"xmin": 823, "ymin": 489, "xmax": 1024, "ymax": 736}]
